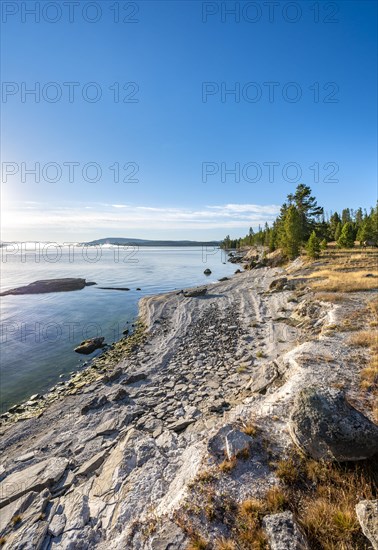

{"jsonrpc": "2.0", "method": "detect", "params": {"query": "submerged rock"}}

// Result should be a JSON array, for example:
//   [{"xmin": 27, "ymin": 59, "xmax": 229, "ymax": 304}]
[
  {"xmin": 356, "ymin": 500, "xmax": 378, "ymax": 550},
  {"xmin": 289, "ymin": 387, "xmax": 378, "ymax": 461},
  {"xmin": 0, "ymin": 278, "xmax": 96, "ymax": 296}
]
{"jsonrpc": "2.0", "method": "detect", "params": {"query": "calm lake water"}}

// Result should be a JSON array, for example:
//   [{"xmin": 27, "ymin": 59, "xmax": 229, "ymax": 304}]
[{"xmin": 0, "ymin": 245, "xmax": 236, "ymax": 409}]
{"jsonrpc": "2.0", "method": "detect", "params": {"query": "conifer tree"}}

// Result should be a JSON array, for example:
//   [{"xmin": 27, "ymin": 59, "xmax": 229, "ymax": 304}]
[
  {"xmin": 334, "ymin": 221, "xmax": 342, "ymax": 241},
  {"xmin": 337, "ymin": 222, "xmax": 355, "ymax": 248},
  {"xmin": 280, "ymin": 205, "xmax": 302, "ymax": 259},
  {"xmin": 306, "ymin": 231, "xmax": 321, "ymax": 258}
]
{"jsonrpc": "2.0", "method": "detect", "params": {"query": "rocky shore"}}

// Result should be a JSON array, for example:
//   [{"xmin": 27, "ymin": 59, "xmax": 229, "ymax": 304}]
[{"xmin": 0, "ymin": 261, "xmax": 377, "ymax": 549}]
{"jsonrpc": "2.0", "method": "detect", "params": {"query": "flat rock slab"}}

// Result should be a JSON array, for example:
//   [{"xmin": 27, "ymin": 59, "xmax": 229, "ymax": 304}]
[
  {"xmin": 289, "ymin": 387, "xmax": 378, "ymax": 461},
  {"xmin": 356, "ymin": 500, "xmax": 378, "ymax": 550},
  {"xmin": 182, "ymin": 287, "xmax": 207, "ymax": 297},
  {"xmin": 263, "ymin": 511, "xmax": 308, "ymax": 549},
  {"xmin": 0, "ymin": 278, "xmax": 95, "ymax": 296},
  {"xmin": 0, "ymin": 457, "xmax": 68, "ymax": 508}
]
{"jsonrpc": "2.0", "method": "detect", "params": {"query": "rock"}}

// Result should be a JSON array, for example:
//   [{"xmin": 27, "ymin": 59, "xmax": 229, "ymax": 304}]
[
  {"xmin": 246, "ymin": 362, "xmax": 279, "ymax": 393},
  {"xmin": 48, "ymin": 512, "xmax": 66, "ymax": 537},
  {"xmin": 356, "ymin": 500, "xmax": 378, "ymax": 549},
  {"xmin": 15, "ymin": 452, "xmax": 36, "ymax": 463},
  {"xmin": 136, "ymin": 287, "xmax": 141, "ymax": 290},
  {"xmin": 218, "ymin": 277, "xmax": 229, "ymax": 281},
  {"xmin": 76, "ymin": 450, "xmax": 108, "ymax": 477},
  {"xmin": 289, "ymin": 387, "xmax": 378, "ymax": 461},
  {"xmin": 0, "ymin": 278, "xmax": 95, "ymax": 296},
  {"xmin": 0, "ymin": 457, "xmax": 68, "ymax": 508},
  {"xmin": 81, "ymin": 395, "xmax": 108, "ymax": 414},
  {"xmin": 208, "ymin": 401, "xmax": 230, "ymax": 414},
  {"xmin": 269, "ymin": 277, "xmax": 288, "ymax": 292},
  {"xmin": 95, "ymin": 418, "xmax": 118, "ymax": 436},
  {"xmin": 235, "ymin": 269, "xmax": 242, "ymax": 274},
  {"xmin": 183, "ymin": 287, "xmax": 207, "ymax": 298},
  {"xmin": 168, "ymin": 418, "xmax": 196, "ymax": 433},
  {"xmin": 74, "ymin": 337, "xmax": 105, "ymax": 355},
  {"xmin": 122, "ymin": 372, "xmax": 147, "ymax": 385},
  {"xmin": 204, "ymin": 269, "xmax": 212, "ymax": 275},
  {"xmin": 208, "ymin": 424, "xmax": 253, "ymax": 460},
  {"xmin": 262, "ymin": 511, "xmax": 308, "ymax": 549},
  {"xmin": 150, "ymin": 520, "xmax": 186, "ymax": 549},
  {"xmin": 98, "ymin": 287, "xmax": 130, "ymax": 291}
]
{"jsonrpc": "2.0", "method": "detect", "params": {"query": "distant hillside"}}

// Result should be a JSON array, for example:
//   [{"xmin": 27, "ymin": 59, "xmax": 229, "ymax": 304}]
[{"xmin": 82, "ymin": 237, "xmax": 221, "ymax": 247}]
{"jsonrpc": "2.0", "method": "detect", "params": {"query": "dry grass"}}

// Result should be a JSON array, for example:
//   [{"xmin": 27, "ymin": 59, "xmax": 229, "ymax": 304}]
[
  {"xmin": 241, "ymin": 421, "xmax": 259, "ymax": 437},
  {"xmin": 219, "ymin": 458, "xmax": 237, "ymax": 473},
  {"xmin": 214, "ymin": 537, "xmax": 237, "ymax": 550},
  {"xmin": 11, "ymin": 515, "xmax": 22, "ymax": 526},
  {"xmin": 310, "ymin": 270, "xmax": 378, "ymax": 293},
  {"xmin": 349, "ymin": 330, "xmax": 377, "ymax": 347},
  {"xmin": 187, "ymin": 535, "xmax": 209, "ymax": 550},
  {"xmin": 274, "ymin": 458, "xmax": 299, "ymax": 484},
  {"xmin": 275, "ymin": 449, "xmax": 377, "ymax": 550},
  {"xmin": 315, "ymin": 292, "xmax": 345, "ymax": 303}
]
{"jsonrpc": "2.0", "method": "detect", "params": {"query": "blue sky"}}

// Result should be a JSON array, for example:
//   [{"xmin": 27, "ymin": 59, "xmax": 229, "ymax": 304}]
[{"xmin": 1, "ymin": 0, "xmax": 377, "ymax": 240}]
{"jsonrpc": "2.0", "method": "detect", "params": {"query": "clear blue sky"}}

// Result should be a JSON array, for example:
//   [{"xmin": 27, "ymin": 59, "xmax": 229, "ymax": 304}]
[{"xmin": 1, "ymin": 0, "xmax": 377, "ymax": 241}]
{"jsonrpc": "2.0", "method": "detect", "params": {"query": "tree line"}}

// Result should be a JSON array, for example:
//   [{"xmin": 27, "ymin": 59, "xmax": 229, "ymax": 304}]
[{"xmin": 222, "ymin": 184, "xmax": 378, "ymax": 259}]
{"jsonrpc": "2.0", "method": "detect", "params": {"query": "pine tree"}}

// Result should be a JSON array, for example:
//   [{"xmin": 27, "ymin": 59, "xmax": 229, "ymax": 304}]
[
  {"xmin": 337, "ymin": 222, "xmax": 355, "ymax": 248},
  {"xmin": 320, "ymin": 238, "xmax": 328, "ymax": 250},
  {"xmin": 286, "ymin": 184, "xmax": 324, "ymax": 240},
  {"xmin": 334, "ymin": 222, "xmax": 342, "ymax": 241},
  {"xmin": 306, "ymin": 231, "xmax": 321, "ymax": 258},
  {"xmin": 280, "ymin": 205, "xmax": 302, "ymax": 259}
]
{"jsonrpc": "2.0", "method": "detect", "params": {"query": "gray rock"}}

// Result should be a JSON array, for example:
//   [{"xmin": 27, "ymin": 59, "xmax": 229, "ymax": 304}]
[
  {"xmin": 203, "ymin": 269, "xmax": 212, "ymax": 275},
  {"xmin": 246, "ymin": 362, "xmax": 278, "ymax": 393},
  {"xmin": 168, "ymin": 418, "xmax": 196, "ymax": 433},
  {"xmin": 150, "ymin": 520, "xmax": 186, "ymax": 549},
  {"xmin": 76, "ymin": 450, "xmax": 108, "ymax": 477},
  {"xmin": 48, "ymin": 512, "xmax": 66, "ymax": 537},
  {"xmin": 183, "ymin": 287, "xmax": 207, "ymax": 298},
  {"xmin": 289, "ymin": 387, "xmax": 378, "ymax": 461},
  {"xmin": 208, "ymin": 424, "xmax": 253, "ymax": 460},
  {"xmin": 122, "ymin": 372, "xmax": 147, "ymax": 385},
  {"xmin": 0, "ymin": 458, "xmax": 68, "ymax": 508},
  {"xmin": 269, "ymin": 277, "xmax": 294, "ymax": 292},
  {"xmin": 74, "ymin": 337, "xmax": 105, "ymax": 355},
  {"xmin": 356, "ymin": 500, "xmax": 378, "ymax": 549},
  {"xmin": 263, "ymin": 511, "xmax": 308, "ymax": 549},
  {"xmin": 81, "ymin": 395, "xmax": 108, "ymax": 414}
]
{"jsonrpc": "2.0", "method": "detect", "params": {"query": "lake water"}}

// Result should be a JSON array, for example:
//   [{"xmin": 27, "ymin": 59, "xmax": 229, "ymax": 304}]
[{"xmin": 0, "ymin": 245, "xmax": 236, "ymax": 409}]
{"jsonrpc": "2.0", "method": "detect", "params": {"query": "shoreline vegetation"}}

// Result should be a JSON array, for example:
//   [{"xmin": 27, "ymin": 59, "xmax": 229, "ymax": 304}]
[{"xmin": 0, "ymin": 187, "xmax": 377, "ymax": 549}]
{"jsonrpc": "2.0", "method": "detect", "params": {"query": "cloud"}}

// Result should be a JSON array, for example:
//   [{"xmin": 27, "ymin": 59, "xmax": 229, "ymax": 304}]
[{"xmin": 1, "ymin": 201, "xmax": 280, "ymax": 238}]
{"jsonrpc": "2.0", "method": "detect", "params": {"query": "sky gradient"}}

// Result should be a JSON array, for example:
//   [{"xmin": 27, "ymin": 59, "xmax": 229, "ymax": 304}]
[{"xmin": 1, "ymin": 0, "xmax": 377, "ymax": 241}]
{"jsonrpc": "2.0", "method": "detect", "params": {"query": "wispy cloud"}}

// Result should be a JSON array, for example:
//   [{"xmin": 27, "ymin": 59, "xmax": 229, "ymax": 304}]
[{"xmin": 1, "ymin": 201, "xmax": 280, "ymax": 239}]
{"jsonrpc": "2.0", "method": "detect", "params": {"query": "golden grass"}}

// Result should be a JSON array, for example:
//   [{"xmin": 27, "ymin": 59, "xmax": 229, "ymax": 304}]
[
  {"xmin": 314, "ymin": 292, "xmax": 345, "ymax": 303},
  {"xmin": 187, "ymin": 535, "xmax": 209, "ymax": 550},
  {"xmin": 349, "ymin": 330, "xmax": 377, "ymax": 347},
  {"xmin": 219, "ymin": 458, "xmax": 237, "ymax": 473},
  {"xmin": 241, "ymin": 421, "xmax": 259, "ymax": 437},
  {"xmin": 214, "ymin": 538, "xmax": 237, "ymax": 550},
  {"xmin": 276, "ymin": 450, "xmax": 377, "ymax": 550},
  {"xmin": 274, "ymin": 458, "xmax": 299, "ymax": 484},
  {"xmin": 310, "ymin": 270, "xmax": 378, "ymax": 293}
]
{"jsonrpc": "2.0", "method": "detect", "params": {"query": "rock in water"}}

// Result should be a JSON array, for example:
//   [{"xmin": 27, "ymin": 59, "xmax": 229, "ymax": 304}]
[
  {"xmin": 289, "ymin": 387, "xmax": 378, "ymax": 461},
  {"xmin": 0, "ymin": 278, "xmax": 96, "ymax": 296},
  {"xmin": 74, "ymin": 337, "xmax": 105, "ymax": 355},
  {"xmin": 262, "ymin": 511, "xmax": 309, "ymax": 549},
  {"xmin": 204, "ymin": 268, "xmax": 212, "ymax": 275},
  {"xmin": 356, "ymin": 500, "xmax": 378, "ymax": 550}
]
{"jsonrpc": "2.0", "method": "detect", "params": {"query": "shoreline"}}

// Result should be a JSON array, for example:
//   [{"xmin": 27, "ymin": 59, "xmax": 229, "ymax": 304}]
[{"xmin": 0, "ymin": 257, "xmax": 376, "ymax": 548}]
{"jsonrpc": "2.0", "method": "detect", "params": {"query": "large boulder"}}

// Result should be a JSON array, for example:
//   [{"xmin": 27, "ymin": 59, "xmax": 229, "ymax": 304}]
[
  {"xmin": 183, "ymin": 287, "xmax": 207, "ymax": 298},
  {"xmin": 289, "ymin": 387, "xmax": 378, "ymax": 461},
  {"xmin": 356, "ymin": 500, "xmax": 378, "ymax": 549},
  {"xmin": 262, "ymin": 511, "xmax": 308, "ymax": 549}
]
